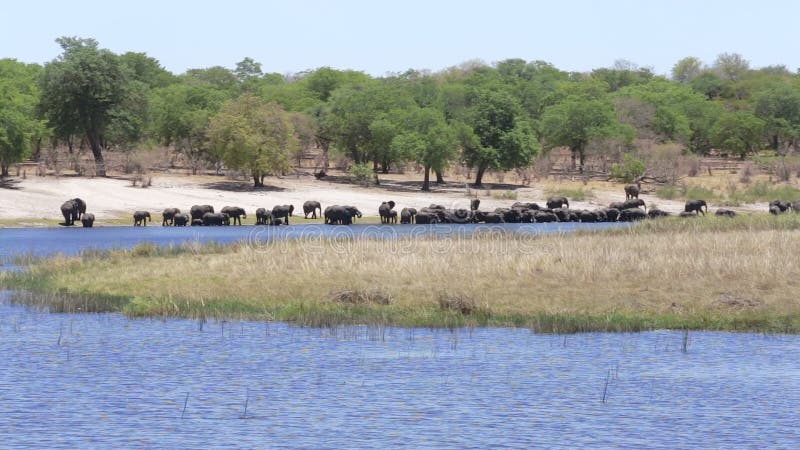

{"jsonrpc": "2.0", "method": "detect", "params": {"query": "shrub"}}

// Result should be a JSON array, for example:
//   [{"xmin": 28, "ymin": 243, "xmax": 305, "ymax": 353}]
[
  {"xmin": 349, "ymin": 163, "xmax": 375, "ymax": 186},
  {"xmin": 610, "ymin": 153, "xmax": 645, "ymax": 183}
]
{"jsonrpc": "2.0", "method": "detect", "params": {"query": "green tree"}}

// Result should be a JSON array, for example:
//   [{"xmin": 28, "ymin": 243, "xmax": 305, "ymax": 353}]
[
  {"xmin": 184, "ymin": 66, "xmax": 238, "ymax": 91},
  {"xmin": 754, "ymin": 83, "xmax": 800, "ymax": 151},
  {"xmin": 119, "ymin": 52, "xmax": 175, "ymax": 88},
  {"xmin": 462, "ymin": 87, "xmax": 539, "ymax": 185},
  {"xmin": 234, "ymin": 57, "xmax": 263, "ymax": 82},
  {"xmin": 711, "ymin": 111, "xmax": 765, "ymax": 158},
  {"xmin": 540, "ymin": 96, "xmax": 631, "ymax": 172},
  {"xmin": 713, "ymin": 53, "xmax": 750, "ymax": 82},
  {"xmin": 671, "ymin": 57, "xmax": 704, "ymax": 84},
  {"xmin": 151, "ymin": 82, "xmax": 228, "ymax": 173},
  {"xmin": 389, "ymin": 107, "xmax": 458, "ymax": 190},
  {"xmin": 0, "ymin": 59, "xmax": 45, "ymax": 176},
  {"xmin": 207, "ymin": 94, "xmax": 298, "ymax": 187},
  {"xmin": 40, "ymin": 37, "xmax": 131, "ymax": 176}
]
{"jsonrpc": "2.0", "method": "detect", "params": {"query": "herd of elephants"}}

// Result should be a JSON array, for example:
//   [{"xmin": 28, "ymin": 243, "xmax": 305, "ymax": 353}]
[{"xmin": 58, "ymin": 183, "xmax": 799, "ymax": 228}]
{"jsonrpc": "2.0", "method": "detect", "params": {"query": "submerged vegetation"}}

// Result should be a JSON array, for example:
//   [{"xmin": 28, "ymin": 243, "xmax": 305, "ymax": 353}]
[{"xmin": 4, "ymin": 215, "xmax": 800, "ymax": 333}]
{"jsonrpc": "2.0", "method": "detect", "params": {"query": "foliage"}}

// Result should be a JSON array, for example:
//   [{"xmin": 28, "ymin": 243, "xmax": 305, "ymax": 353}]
[
  {"xmin": 711, "ymin": 111, "xmax": 765, "ymax": 158},
  {"xmin": 348, "ymin": 163, "xmax": 375, "ymax": 186},
  {"xmin": 39, "ymin": 37, "xmax": 133, "ymax": 176},
  {"xmin": 207, "ymin": 94, "xmax": 297, "ymax": 186},
  {"xmin": 610, "ymin": 153, "xmax": 646, "ymax": 182},
  {"xmin": 0, "ymin": 59, "xmax": 45, "ymax": 175}
]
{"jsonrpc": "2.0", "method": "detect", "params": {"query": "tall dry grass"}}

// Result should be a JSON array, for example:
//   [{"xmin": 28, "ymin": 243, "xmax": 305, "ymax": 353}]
[{"xmin": 6, "ymin": 219, "xmax": 800, "ymax": 332}]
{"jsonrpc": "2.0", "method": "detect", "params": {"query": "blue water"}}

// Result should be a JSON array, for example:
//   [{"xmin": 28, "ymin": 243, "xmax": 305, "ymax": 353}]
[
  {"xmin": 0, "ymin": 222, "xmax": 629, "ymax": 260},
  {"xmin": 1, "ymin": 294, "xmax": 798, "ymax": 448}
]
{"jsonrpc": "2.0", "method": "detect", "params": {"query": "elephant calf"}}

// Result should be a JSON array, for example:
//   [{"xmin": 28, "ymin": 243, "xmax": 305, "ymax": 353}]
[
  {"xmin": 81, "ymin": 213, "xmax": 95, "ymax": 228},
  {"xmin": 272, "ymin": 205, "xmax": 294, "ymax": 225},
  {"xmin": 173, "ymin": 213, "xmax": 190, "ymax": 226},
  {"xmin": 133, "ymin": 211, "xmax": 151, "ymax": 226},
  {"xmin": 255, "ymin": 208, "xmax": 273, "ymax": 225},
  {"xmin": 400, "ymin": 207, "xmax": 417, "ymax": 224}
]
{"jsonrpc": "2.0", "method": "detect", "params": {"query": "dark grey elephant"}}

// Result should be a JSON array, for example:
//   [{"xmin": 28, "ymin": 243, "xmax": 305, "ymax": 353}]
[
  {"xmin": 303, "ymin": 201, "xmax": 322, "ymax": 219},
  {"xmin": 272, "ymin": 205, "xmax": 294, "ymax": 225},
  {"xmin": 133, "ymin": 211, "xmax": 151, "ymax": 226},
  {"xmin": 647, "ymin": 209, "xmax": 670, "ymax": 219},
  {"xmin": 715, "ymin": 209, "xmax": 737, "ymax": 218},
  {"xmin": 622, "ymin": 198, "xmax": 646, "ymax": 211},
  {"xmin": 81, "ymin": 213, "xmax": 95, "ymax": 228},
  {"xmin": 769, "ymin": 205, "xmax": 782, "ymax": 215},
  {"xmin": 191, "ymin": 219, "xmax": 203, "ymax": 226},
  {"xmin": 579, "ymin": 210, "xmax": 600, "ymax": 223},
  {"xmin": 162, "ymin": 208, "xmax": 180, "ymax": 226},
  {"xmin": 414, "ymin": 211, "xmax": 440, "ymax": 224},
  {"xmin": 190, "ymin": 205, "xmax": 214, "ymax": 222},
  {"xmin": 60, "ymin": 198, "xmax": 87, "ymax": 226},
  {"xmin": 601, "ymin": 207, "xmax": 620, "ymax": 222},
  {"xmin": 791, "ymin": 201, "xmax": 800, "ymax": 212},
  {"xmin": 255, "ymin": 208, "xmax": 273, "ymax": 225},
  {"xmin": 546, "ymin": 196, "xmax": 569, "ymax": 209},
  {"xmin": 625, "ymin": 182, "xmax": 641, "ymax": 200},
  {"xmin": 684, "ymin": 200, "xmax": 707, "ymax": 215},
  {"xmin": 379, "ymin": 201, "xmax": 396, "ymax": 224},
  {"xmin": 400, "ymin": 207, "xmax": 417, "ymax": 224},
  {"xmin": 512, "ymin": 202, "xmax": 540, "ymax": 210},
  {"xmin": 533, "ymin": 211, "xmax": 558, "ymax": 222},
  {"xmin": 769, "ymin": 200, "xmax": 791, "ymax": 213},
  {"xmin": 495, "ymin": 208, "xmax": 522, "ymax": 223},
  {"xmin": 324, "ymin": 205, "xmax": 361, "ymax": 225},
  {"xmin": 221, "ymin": 206, "xmax": 247, "ymax": 225},
  {"xmin": 173, "ymin": 213, "xmax": 190, "ymax": 226},
  {"xmin": 619, "ymin": 208, "xmax": 646, "ymax": 221},
  {"xmin": 203, "ymin": 212, "xmax": 230, "ymax": 226},
  {"xmin": 470, "ymin": 198, "xmax": 481, "ymax": 211}
]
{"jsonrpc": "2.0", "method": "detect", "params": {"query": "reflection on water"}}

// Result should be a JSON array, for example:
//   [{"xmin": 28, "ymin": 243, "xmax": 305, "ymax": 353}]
[{"xmin": 1, "ymin": 294, "xmax": 799, "ymax": 448}]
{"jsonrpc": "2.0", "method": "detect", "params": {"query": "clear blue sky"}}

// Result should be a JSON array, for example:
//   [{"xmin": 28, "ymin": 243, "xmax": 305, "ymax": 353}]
[{"xmin": 2, "ymin": 0, "xmax": 797, "ymax": 76}]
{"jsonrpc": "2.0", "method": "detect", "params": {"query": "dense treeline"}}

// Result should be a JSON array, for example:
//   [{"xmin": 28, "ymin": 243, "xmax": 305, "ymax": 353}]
[{"xmin": 2, "ymin": 37, "xmax": 800, "ymax": 187}]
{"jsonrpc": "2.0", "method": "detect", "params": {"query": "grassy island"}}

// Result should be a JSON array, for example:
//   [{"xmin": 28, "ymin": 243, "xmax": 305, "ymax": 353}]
[{"xmin": 4, "ymin": 215, "xmax": 800, "ymax": 333}]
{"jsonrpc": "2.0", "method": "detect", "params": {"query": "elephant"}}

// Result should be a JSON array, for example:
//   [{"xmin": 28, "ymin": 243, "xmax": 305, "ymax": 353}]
[
  {"xmin": 619, "ymin": 208, "xmax": 646, "ymax": 221},
  {"xmin": 601, "ymin": 207, "xmax": 620, "ymax": 222},
  {"xmin": 190, "ymin": 205, "xmax": 214, "ymax": 222},
  {"xmin": 512, "ymin": 202, "xmax": 540, "ymax": 211},
  {"xmin": 133, "ymin": 211, "xmax": 151, "ymax": 226},
  {"xmin": 625, "ymin": 182, "xmax": 641, "ymax": 200},
  {"xmin": 202, "ymin": 212, "xmax": 230, "ymax": 226},
  {"xmin": 60, "ymin": 198, "xmax": 87, "ymax": 226},
  {"xmin": 715, "ymin": 209, "xmax": 737, "ymax": 218},
  {"xmin": 324, "ymin": 205, "xmax": 361, "ymax": 225},
  {"xmin": 162, "ymin": 208, "xmax": 180, "ymax": 226},
  {"xmin": 684, "ymin": 200, "xmax": 707, "ymax": 216},
  {"xmin": 474, "ymin": 211, "xmax": 505, "ymax": 223},
  {"xmin": 400, "ymin": 207, "xmax": 417, "ymax": 224},
  {"xmin": 593, "ymin": 209, "xmax": 608, "ymax": 222},
  {"xmin": 191, "ymin": 219, "xmax": 204, "ymax": 226},
  {"xmin": 533, "ymin": 211, "xmax": 559, "ymax": 223},
  {"xmin": 379, "ymin": 201, "xmax": 397, "ymax": 224},
  {"xmin": 414, "ymin": 211, "xmax": 440, "ymax": 224},
  {"xmin": 255, "ymin": 208, "xmax": 273, "ymax": 225},
  {"xmin": 792, "ymin": 201, "xmax": 800, "ymax": 212},
  {"xmin": 609, "ymin": 202, "xmax": 626, "ymax": 211},
  {"xmin": 272, "ymin": 205, "xmax": 294, "ymax": 225},
  {"xmin": 221, "ymin": 206, "xmax": 247, "ymax": 225},
  {"xmin": 679, "ymin": 211, "xmax": 698, "ymax": 218},
  {"xmin": 546, "ymin": 196, "xmax": 569, "ymax": 209},
  {"xmin": 579, "ymin": 210, "xmax": 599, "ymax": 223},
  {"xmin": 495, "ymin": 208, "xmax": 522, "ymax": 223},
  {"xmin": 647, "ymin": 209, "xmax": 670, "ymax": 219},
  {"xmin": 173, "ymin": 213, "xmax": 190, "ymax": 226},
  {"xmin": 769, "ymin": 205, "xmax": 782, "ymax": 215},
  {"xmin": 303, "ymin": 201, "xmax": 322, "ymax": 219},
  {"xmin": 622, "ymin": 198, "xmax": 646, "ymax": 211},
  {"xmin": 443, "ymin": 208, "xmax": 473, "ymax": 224},
  {"xmin": 81, "ymin": 213, "xmax": 95, "ymax": 228},
  {"xmin": 470, "ymin": 198, "xmax": 481, "ymax": 211},
  {"xmin": 271, "ymin": 218, "xmax": 283, "ymax": 226},
  {"xmin": 552, "ymin": 208, "xmax": 573, "ymax": 222},
  {"xmin": 769, "ymin": 200, "xmax": 791, "ymax": 213},
  {"xmin": 420, "ymin": 205, "xmax": 448, "ymax": 223}
]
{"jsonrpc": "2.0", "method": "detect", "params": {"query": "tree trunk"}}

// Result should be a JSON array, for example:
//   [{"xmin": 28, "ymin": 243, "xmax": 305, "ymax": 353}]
[
  {"xmin": 86, "ymin": 132, "xmax": 107, "ymax": 177},
  {"xmin": 435, "ymin": 169, "xmax": 444, "ymax": 184},
  {"xmin": 570, "ymin": 150, "xmax": 577, "ymax": 171},
  {"xmin": 579, "ymin": 150, "xmax": 586, "ymax": 173},
  {"xmin": 1, "ymin": 164, "xmax": 8, "ymax": 177},
  {"xmin": 422, "ymin": 165, "xmax": 431, "ymax": 191},
  {"xmin": 474, "ymin": 165, "xmax": 487, "ymax": 187},
  {"xmin": 253, "ymin": 171, "xmax": 264, "ymax": 187}
]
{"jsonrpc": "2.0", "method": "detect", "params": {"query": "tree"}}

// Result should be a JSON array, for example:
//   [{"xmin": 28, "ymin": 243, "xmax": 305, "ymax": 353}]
[
  {"xmin": 754, "ymin": 83, "xmax": 800, "ymax": 152},
  {"xmin": 207, "ymin": 94, "xmax": 298, "ymax": 187},
  {"xmin": 184, "ymin": 66, "xmax": 238, "ymax": 91},
  {"xmin": 40, "ymin": 37, "xmax": 131, "ymax": 176},
  {"xmin": 0, "ymin": 59, "xmax": 45, "ymax": 176},
  {"xmin": 713, "ymin": 53, "xmax": 750, "ymax": 81},
  {"xmin": 711, "ymin": 111, "xmax": 765, "ymax": 158},
  {"xmin": 462, "ymin": 87, "xmax": 539, "ymax": 185},
  {"xmin": 387, "ymin": 107, "xmax": 458, "ymax": 190},
  {"xmin": 671, "ymin": 57, "xmax": 704, "ymax": 84},
  {"xmin": 151, "ymin": 82, "xmax": 228, "ymax": 173},
  {"xmin": 540, "ymin": 96, "xmax": 631, "ymax": 172},
  {"xmin": 234, "ymin": 57, "xmax": 263, "ymax": 82},
  {"xmin": 119, "ymin": 52, "xmax": 175, "ymax": 88}
]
